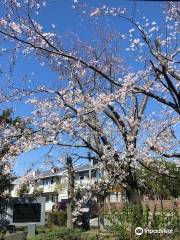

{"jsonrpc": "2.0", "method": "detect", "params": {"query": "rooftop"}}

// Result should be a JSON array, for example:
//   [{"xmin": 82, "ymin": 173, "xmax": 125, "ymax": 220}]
[{"xmin": 13, "ymin": 163, "xmax": 99, "ymax": 184}]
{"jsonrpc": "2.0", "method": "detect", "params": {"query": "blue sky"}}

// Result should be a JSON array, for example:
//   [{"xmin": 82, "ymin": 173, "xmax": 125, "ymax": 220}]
[{"xmin": 0, "ymin": 0, "xmax": 179, "ymax": 176}]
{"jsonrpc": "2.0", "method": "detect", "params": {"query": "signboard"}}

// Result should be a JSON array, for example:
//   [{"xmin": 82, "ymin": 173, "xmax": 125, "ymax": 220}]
[
  {"xmin": 7, "ymin": 197, "xmax": 45, "ymax": 226},
  {"xmin": 13, "ymin": 203, "xmax": 41, "ymax": 223}
]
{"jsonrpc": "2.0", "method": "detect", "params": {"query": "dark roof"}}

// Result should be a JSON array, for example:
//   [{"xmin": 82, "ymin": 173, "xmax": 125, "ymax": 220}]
[
  {"xmin": 74, "ymin": 164, "xmax": 98, "ymax": 172},
  {"xmin": 34, "ymin": 167, "xmax": 66, "ymax": 179}
]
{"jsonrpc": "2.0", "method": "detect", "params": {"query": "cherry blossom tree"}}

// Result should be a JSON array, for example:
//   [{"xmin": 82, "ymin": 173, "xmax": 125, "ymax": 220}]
[
  {"xmin": 0, "ymin": 106, "xmax": 32, "ymax": 221},
  {"xmin": 0, "ymin": 89, "xmax": 42, "ymax": 178},
  {"xmin": 0, "ymin": 1, "xmax": 179, "ymax": 113},
  {"xmin": 0, "ymin": 108, "xmax": 32, "ymax": 172},
  {"xmin": 88, "ymin": 1, "xmax": 180, "ymax": 114},
  {"xmin": 0, "ymin": 0, "xmax": 179, "ymax": 206}
]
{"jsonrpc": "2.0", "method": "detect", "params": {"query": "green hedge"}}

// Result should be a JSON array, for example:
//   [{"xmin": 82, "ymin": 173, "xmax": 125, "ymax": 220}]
[
  {"xmin": 28, "ymin": 227, "xmax": 98, "ymax": 240},
  {"xmin": 47, "ymin": 210, "xmax": 67, "ymax": 226}
]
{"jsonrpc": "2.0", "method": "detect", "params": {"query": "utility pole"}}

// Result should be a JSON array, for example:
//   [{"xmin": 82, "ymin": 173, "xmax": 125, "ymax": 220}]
[{"xmin": 66, "ymin": 157, "xmax": 74, "ymax": 229}]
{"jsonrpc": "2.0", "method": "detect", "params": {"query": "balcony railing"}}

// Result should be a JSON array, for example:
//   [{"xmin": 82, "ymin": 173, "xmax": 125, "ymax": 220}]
[
  {"xmin": 75, "ymin": 177, "xmax": 99, "ymax": 186},
  {"xmin": 27, "ymin": 178, "xmax": 101, "ymax": 194}
]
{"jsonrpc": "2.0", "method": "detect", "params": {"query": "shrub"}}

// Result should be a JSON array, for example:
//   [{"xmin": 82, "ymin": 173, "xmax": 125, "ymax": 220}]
[
  {"xmin": 47, "ymin": 210, "xmax": 67, "ymax": 226},
  {"xmin": 28, "ymin": 227, "xmax": 82, "ymax": 240},
  {"xmin": 80, "ymin": 231, "xmax": 98, "ymax": 240},
  {"xmin": 28, "ymin": 227, "xmax": 101, "ymax": 240},
  {"xmin": 0, "ymin": 226, "xmax": 6, "ymax": 239},
  {"xmin": 107, "ymin": 204, "xmax": 179, "ymax": 240}
]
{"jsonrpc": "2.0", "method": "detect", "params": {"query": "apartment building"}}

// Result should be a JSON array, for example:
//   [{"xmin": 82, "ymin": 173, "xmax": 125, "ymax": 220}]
[{"xmin": 11, "ymin": 163, "xmax": 124, "ymax": 211}]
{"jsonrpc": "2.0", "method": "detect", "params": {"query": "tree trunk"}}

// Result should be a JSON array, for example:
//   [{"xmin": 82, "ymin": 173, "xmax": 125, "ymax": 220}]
[
  {"xmin": 160, "ymin": 195, "xmax": 164, "ymax": 210},
  {"xmin": 126, "ymin": 185, "xmax": 140, "ymax": 204},
  {"xmin": 97, "ymin": 195, "xmax": 105, "ymax": 231},
  {"xmin": 125, "ymin": 172, "xmax": 141, "ymax": 204},
  {"xmin": 66, "ymin": 157, "xmax": 74, "ymax": 229},
  {"xmin": 54, "ymin": 193, "xmax": 58, "ymax": 210},
  {"xmin": 107, "ymin": 194, "xmax": 111, "ymax": 214}
]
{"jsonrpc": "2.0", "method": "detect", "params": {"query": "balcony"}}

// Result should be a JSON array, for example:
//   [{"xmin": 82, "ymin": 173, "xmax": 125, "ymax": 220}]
[{"xmin": 75, "ymin": 177, "xmax": 99, "ymax": 186}]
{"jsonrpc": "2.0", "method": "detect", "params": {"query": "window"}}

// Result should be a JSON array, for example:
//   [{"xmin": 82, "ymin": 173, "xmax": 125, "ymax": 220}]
[
  {"xmin": 51, "ymin": 195, "xmax": 55, "ymax": 202},
  {"xmin": 54, "ymin": 177, "xmax": 60, "ymax": 184},
  {"xmin": 45, "ymin": 195, "xmax": 49, "ymax": 202},
  {"xmin": 92, "ymin": 170, "xmax": 97, "ymax": 178},
  {"xmin": 43, "ymin": 178, "xmax": 50, "ymax": 185},
  {"xmin": 50, "ymin": 177, "xmax": 54, "ymax": 184}
]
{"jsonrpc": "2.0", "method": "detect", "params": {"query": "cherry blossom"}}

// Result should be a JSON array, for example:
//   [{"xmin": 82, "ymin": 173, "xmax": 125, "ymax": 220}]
[{"xmin": 0, "ymin": 1, "xmax": 179, "ymax": 206}]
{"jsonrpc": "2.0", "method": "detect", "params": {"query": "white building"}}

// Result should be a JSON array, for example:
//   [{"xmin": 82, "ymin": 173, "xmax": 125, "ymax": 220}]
[{"xmin": 11, "ymin": 163, "xmax": 124, "ymax": 211}]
